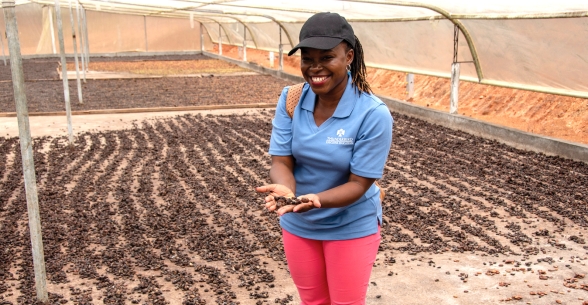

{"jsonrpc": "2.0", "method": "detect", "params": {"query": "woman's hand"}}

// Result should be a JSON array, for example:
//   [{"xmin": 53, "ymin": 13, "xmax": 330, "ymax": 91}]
[
  {"xmin": 275, "ymin": 194, "xmax": 321, "ymax": 216},
  {"xmin": 255, "ymin": 184, "xmax": 295, "ymax": 212}
]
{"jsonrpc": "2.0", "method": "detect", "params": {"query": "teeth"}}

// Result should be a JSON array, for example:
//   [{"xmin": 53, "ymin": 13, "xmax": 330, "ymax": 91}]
[{"xmin": 312, "ymin": 76, "xmax": 327, "ymax": 82}]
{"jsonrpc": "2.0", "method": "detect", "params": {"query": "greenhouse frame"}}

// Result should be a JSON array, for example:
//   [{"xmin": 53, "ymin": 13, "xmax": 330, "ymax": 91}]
[{"xmin": 2, "ymin": 0, "xmax": 588, "ymax": 98}]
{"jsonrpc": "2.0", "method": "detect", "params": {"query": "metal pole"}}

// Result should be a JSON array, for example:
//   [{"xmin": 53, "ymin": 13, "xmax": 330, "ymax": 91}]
[
  {"xmin": 54, "ymin": 0, "xmax": 74, "ymax": 143},
  {"xmin": 82, "ymin": 7, "xmax": 89, "ymax": 69},
  {"xmin": 278, "ymin": 27, "xmax": 283, "ymax": 71},
  {"xmin": 406, "ymin": 73, "xmax": 414, "ymax": 100},
  {"xmin": 68, "ymin": 0, "xmax": 82, "ymax": 104},
  {"xmin": 76, "ymin": 1, "xmax": 85, "ymax": 82},
  {"xmin": 48, "ymin": 7, "xmax": 56, "ymax": 54},
  {"xmin": 143, "ymin": 15, "xmax": 148, "ymax": 52},
  {"xmin": 218, "ymin": 23, "xmax": 222, "ymax": 55},
  {"xmin": 2, "ymin": 1, "xmax": 48, "ymax": 302},
  {"xmin": 0, "ymin": 28, "xmax": 6, "ymax": 66},
  {"xmin": 242, "ymin": 25, "xmax": 246, "ymax": 62}
]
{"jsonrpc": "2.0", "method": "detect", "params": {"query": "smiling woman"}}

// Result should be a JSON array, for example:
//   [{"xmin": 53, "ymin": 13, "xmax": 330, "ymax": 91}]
[
  {"xmin": 299, "ymin": 45, "xmax": 352, "ymax": 126},
  {"xmin": 255, "ymin": 12, "xmax": 394, "ymax": 305}
]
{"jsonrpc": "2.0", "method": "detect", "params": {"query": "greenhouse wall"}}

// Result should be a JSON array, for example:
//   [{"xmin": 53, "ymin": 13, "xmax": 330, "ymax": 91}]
[
  {"xmin": 0, "ymin": 3, "xmax": 45, "ymax": 55},
  {"xmin": 463, "ymin": 18, "xmax": 588, "ymax": 93},
  {"xmin": 0, "ymin": 3, "xmax": 203, "ymax": 56}
]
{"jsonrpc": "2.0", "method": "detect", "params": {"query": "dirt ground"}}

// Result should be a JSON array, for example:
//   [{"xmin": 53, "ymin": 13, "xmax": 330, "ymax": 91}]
[
  {"xmin": 0, "ymin": 110, "xmax": 587, "ymax": 304},
  {"xmin": 0, "ymin": 55, "xmax": 587, "ymax": 305},
  {"xmin": 212, "ymin": 44, "xmax": 588, "ymax": 146}
]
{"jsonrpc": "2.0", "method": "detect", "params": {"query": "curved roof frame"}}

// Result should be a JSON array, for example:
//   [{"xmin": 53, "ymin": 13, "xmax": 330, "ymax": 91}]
[
  {"xmin": 123, "ymin": 3, "xmax": 258, "ymax": 47},
  {"xmin": 171, "ymin": 0, "xmax": 320, "ymax": 17},
  {"xmin": 14, "ymin": 0, "xmax": 588, "ymax": 98},
  {"xmin": 70, "ymin": 0, "xmax": 296, "ymax": 49},
  {"xmin": 69, "ymin": 1, "xmax": 235, "ymax": 45},
  {"xmin": 184, "ymin": 15, "xmax": 234, "ymax": 45},
  {"xmin": 33, "ymin": 0, "xmax": 588, "ymax": 82},
  {"xmin": 186, "ymin": 1, "xmax": 588, "ymax": 20},
  {"xmin": 181, "ymin": 10, "xmax": 295, "ymax": 49},
  {"xmin": 71, "ymin": 0, "xmax": 261, "ymax": 48},
  {"xmin": 194, "ymin": 13, "xmax": 260, "ymax": 48},
  {"xmin": 339, "ymin": 0, "xmax": 484, "ymax": 81}
]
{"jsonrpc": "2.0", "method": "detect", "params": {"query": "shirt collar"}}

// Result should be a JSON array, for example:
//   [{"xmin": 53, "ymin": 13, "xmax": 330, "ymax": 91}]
[{"xmin": 300, "ymin": 73, "xmax": 356, "ymax": 118}]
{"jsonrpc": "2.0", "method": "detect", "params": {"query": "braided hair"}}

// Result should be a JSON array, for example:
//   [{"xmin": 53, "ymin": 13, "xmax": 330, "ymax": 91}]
[{"xmin": 346, "ymin": 35, "xmax": 372, "ymax": 95}]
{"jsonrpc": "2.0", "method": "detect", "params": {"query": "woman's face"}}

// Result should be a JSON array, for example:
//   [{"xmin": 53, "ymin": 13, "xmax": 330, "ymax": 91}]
[{"xmin": 300, "ymin": 42, "xmax": 354, "ymax": 97}]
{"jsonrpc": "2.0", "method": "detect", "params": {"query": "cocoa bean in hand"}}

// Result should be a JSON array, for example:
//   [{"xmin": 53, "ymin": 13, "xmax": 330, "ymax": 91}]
[{"xmin": 271, "ymin": 196, "xmax": 309, "ymax": 208}]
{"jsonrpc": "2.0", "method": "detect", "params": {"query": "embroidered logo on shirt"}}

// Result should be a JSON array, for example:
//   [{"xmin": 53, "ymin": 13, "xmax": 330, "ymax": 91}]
[{"xmin": 326, "ymin": 129, "xmax": 354, "ymax": 145}]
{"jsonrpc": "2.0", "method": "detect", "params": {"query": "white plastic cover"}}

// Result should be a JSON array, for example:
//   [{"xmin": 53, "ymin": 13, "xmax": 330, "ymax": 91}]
[{"xmin": 2, "ymin": 0, "xmax": 588, "ymax": 97}]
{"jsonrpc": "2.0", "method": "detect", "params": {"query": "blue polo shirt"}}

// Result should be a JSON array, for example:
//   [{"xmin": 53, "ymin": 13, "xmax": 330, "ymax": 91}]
[{"xmin": 269, "ymin": 76, "xmax": 393, "ymax": 240}]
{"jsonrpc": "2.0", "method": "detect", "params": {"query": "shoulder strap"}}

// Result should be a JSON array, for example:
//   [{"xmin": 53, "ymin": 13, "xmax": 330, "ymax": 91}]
[{"xmin": 286, "ymin": 83, "xmax": 305, "ymax": 118}]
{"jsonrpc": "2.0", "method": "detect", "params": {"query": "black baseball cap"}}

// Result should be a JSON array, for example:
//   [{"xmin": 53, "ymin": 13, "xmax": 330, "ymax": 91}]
[{"xmin": 288, "ymin": 12, "xmax": 355, "ymax": 56}]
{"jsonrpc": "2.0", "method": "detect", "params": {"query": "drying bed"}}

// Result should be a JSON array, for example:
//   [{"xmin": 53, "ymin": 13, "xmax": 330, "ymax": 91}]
[
  {"xmin": 0, "ymin": 56, "xmax": 292, "ymax": 113},
  {"xmin": 0, "ymin": 109, "xmax": 586, "ymax": 304}
]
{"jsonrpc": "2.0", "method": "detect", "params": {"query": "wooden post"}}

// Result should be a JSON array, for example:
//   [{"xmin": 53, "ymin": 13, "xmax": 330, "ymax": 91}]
[
  {"xmin": 450, "ymin": 24, "xmax": 460, "ymax": 115},
  {"xmin": 0, "ymin": 28, "xmax": 6, "ymax": 66},
  {"xmin": 68, "ymin": 0, "xmax": 83, "ymax": 104},
  {"xmin": 75, "ymin": 1, "xmax": 85, "ymax": 82},
  {"xmin": 143, "ymin": 15, "xmax": 148, "ymax": 52},
  {"xmin": 278, "ymin": 27, "xmax": 283, "ymax": 72},
  {"xmin": 406, "ymin": 73, "xmax": 414, "ymax": 100},
  {"xmin": 2, "ymin": 1, "xmax": 48, "ymax": 302},
  {"xmin": 450, "ymin": 63, "xmax": 460, "ymax": 114},
  {"xmin": 218, "ymin": 23, "xmax": 222, "ymax": 55},
  {"xmin": 48, "ymin": 7, "xmax": 56, "ymax": 54},
  {"xmin": 242, "ymin": 25, "xmax": 247, "ymax": 62},
  {"xmin": 82, "ymin": 7, "xmax": 89, "ymax": 69},
  {"xmin": 54, "ymin": 0, "xmax": 74, "ymax": 144},
  {"xmin": 199, "ymin": 23, "xmax": 204, "ymax": 52}
]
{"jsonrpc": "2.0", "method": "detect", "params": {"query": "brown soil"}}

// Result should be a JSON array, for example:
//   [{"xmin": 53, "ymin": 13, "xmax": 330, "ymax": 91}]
[
  {"xmin": 212, "ymin": 44, "xmax": 588, "ymax": 146},
  {"xmin": 66, "ymin": 59, "xmax": 249, "ymax": 76}
]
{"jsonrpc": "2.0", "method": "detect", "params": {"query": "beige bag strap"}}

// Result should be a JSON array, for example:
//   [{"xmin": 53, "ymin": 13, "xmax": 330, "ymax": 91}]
[
  {"xmin": 375, "ymin": 181, "xmax": 385, "ymax": 202},
  {"xmin": 286, "ymin": 83, "xmax": 305, "ymax": 118},
  {"xmin": 284, "ymin": 82, "xmax": 386, "ymax": 202}
]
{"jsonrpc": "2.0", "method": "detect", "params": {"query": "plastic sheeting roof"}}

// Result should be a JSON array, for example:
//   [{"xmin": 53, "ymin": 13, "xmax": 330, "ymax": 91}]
[
  {"xmin": 19, "ymin": 1, "xmax": 588, "ymax": 19},
  {"xmin": 9, "ymin": 0, "xmax": 588, "ymax": 98}
]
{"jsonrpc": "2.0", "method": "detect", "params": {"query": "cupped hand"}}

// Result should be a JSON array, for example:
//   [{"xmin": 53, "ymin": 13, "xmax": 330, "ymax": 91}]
[
  {"xmin": 255, "ymin": 184, "xmax": 295, "ymax": 212},
  {"xmin": 276, "ymin": 194, "xmax": 321, "ymax": 216}
]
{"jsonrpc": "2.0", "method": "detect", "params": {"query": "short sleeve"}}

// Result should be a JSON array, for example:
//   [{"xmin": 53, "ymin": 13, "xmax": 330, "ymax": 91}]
[
  {"xmin": 268, "ymin": 86, "xmax": 294, "ymax": 156},
  {"xmin": 350, "ymin": 104, "xmax": 393, "ymax": 178}
]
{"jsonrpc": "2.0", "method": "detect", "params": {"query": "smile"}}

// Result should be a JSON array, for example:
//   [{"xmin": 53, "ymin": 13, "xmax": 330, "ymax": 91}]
[{"xmin": 310, "ymin": 76, "xmax": 329, "ymax": 84}]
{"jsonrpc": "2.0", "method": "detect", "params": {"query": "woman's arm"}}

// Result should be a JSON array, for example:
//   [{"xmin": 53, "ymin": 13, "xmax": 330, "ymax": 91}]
[
  {"xmin": 278, "ymin": 173, "xmax": 374, "ymax": 215},
  {"xmin": 314, "ymin": 173, "xmax": 375, "ymax": 208},
  {"xmin": 269, "ymin": 155, "xmax": 296, "ymax": 195}
]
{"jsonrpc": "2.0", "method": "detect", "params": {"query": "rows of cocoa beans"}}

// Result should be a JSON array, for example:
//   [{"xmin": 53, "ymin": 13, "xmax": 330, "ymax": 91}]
[{"xmin": 0, "ymin": 110, "xmax": 586, "ymax": 304}]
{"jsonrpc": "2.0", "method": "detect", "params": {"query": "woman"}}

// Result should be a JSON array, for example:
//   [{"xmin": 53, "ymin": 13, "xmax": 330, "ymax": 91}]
[{"xmin": 256, "ymin": 12, "xmax": 393, "ymax": 305}]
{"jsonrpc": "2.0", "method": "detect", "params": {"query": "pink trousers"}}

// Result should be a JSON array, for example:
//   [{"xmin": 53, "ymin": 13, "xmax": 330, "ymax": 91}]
[{"xmin": 282, "ymin": 227, "xmax": 381, "ymax": 305}]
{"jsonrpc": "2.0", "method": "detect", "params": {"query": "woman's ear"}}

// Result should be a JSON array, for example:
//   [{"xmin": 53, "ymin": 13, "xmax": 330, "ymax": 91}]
[{"xmin": 346, "ymin": 48, "xmax": 354, "ymax": 66}]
